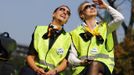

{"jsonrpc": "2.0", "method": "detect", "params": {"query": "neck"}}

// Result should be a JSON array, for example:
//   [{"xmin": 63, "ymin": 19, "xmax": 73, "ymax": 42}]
[
  {"xmin": 85, "ymin": 17, "xmax": 96, "ymax": 30},
  {"xmin": 51, "ymin": 20, "xmax": 63, "ymax": 30}
]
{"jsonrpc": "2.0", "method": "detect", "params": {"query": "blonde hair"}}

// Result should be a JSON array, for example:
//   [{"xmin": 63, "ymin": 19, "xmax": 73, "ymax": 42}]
[{"xmin": 78, "ymin": 1, "xmax": 89, "ymax": 21}]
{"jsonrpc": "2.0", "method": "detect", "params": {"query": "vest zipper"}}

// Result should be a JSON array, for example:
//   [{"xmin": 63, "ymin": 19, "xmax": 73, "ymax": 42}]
[
  {"xmin": 86, "ymin": 39, "xmax": 92, "ymax": 59},
  {"xmin": 44, "ymin": 42, "xmax": 50, "ymax": 71}
]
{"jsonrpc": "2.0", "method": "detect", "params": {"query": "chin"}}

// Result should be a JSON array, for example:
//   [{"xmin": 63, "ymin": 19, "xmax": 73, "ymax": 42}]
[
  {"xmin": 58, "ymin": 20, "xmax": 66, "ymax": 24},
  {"xmin": 61, "ymin": 20, "xmax": 67, "ymax": 24},
  {"xmin": 90, "ymin": 14, "xmax": 97, "ymax": 17}
]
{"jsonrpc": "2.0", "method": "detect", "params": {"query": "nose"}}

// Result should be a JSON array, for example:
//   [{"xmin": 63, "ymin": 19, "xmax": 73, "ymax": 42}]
[
  {"xmin": 90, "ymin": 6, "xmax": 95, "ymax": 9},
  {"xmin": 63, "ymin": 10, "xmax": 68, "ymax": 16},
  {"xmin": 60, "ymin": 7, "xmax": 70, "ymax": 16}
]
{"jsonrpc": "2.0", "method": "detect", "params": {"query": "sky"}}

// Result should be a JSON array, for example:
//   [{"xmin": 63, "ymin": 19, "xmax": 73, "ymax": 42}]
[{"xmin": 0, "ymin": 0, "xmax": 131, "ymax": 46}]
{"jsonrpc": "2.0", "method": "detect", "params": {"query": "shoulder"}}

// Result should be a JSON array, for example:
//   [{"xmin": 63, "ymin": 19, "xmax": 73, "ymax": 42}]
[
  {"xmin": 70, "ymin": 25, "xmax": 83, "ymax": 34},
  {"xmin": 34, "ymin": 25, "xmax": 48, "ymax": 35},
  {"xmin": 35, "ymin": 25, "xmax": 48, "ymax": 30},
  {"xmin": 99, "ymin": 21, "xmax": 108, "ymax": 26},
  {"xmin": 34, "ymin": 25, "xmax": 48, "ymax": 32}
]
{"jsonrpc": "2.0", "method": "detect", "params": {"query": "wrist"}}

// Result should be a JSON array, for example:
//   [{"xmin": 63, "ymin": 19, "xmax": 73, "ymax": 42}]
[
  {"xmin": 105, "ymin": 4, "xmax": 109, "ymax": 9},
  {"xmin": 33, "ymin": 67, "xmax": 39, "ymax": 72},
  {"xmin": 80, "ymin": 60, "xmax": 84, "ymax": 65}
]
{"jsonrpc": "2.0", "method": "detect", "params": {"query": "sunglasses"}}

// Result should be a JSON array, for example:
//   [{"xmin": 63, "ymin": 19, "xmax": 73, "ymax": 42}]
[
  {"xmin": 83, "ymin": 4, "xmax": 96, "ymax": 11},
  {"xmin": 58, "ymin": 8, "xmax": 71, "ymax": 16}
]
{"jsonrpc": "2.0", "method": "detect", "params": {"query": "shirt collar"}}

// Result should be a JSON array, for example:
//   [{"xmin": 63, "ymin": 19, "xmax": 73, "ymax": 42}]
[
  {"xmin": 82, "ymin": 21, "xmax": 99, "ymax": 27},
  {"xmin": 82, "ymin": 21, "xmax": 100, "ymax": 30}
]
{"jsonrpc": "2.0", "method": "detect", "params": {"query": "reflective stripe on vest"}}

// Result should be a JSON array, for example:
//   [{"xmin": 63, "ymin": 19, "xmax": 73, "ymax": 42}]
[
  {"xmin": 79, "ymin": 54, "xmax": 114, "ymax": 62},
  {"xmin": 70, "ymin": 22, "xmax": 114, "ymax": 74},
  {"xmin": 37, "ymin": 60, "xmax": 55, "ymax": 69},
  {"xmin": 34, "ymin": 26, "xmax": 71, "ymax": 70}
]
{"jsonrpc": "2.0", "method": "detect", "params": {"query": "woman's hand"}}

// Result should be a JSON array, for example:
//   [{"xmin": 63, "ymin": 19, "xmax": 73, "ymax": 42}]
[
  {"xmin": 80, "ymin": 59, "xmax": 93, "ymax": 66},
  {"xmin": 93, "ymin": 0, "xmax": 108, "ymax": 9},
  {"xmin": 45, "ymin": 69, "xmax": 57, "ymax": 75},
  {"xmin": 35, "ymin": 67, "xmax": 46, "ymax": 75}
]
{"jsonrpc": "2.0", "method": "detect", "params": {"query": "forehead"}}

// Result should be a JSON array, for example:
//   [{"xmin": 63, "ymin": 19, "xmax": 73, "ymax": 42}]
[{"xmin": 82, "ymin": 3, "xmax": 91, "ymax": 8}]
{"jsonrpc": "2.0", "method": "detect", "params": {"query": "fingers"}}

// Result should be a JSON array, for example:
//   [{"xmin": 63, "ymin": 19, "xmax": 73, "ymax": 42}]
[
  {"xmin": 36, "ymin": 68, "xmax": 46, "ymax": 75},
  {"xmin": 98, "ymin": 0, "xmax": 103, "ymax": 5},
  {"xmin": 92, "ymin": 0, "xmax": 103, "ymax": 5},
  {"xmin": 45, "ymin": 70, "xmax": 56, "ymax": 75},
  {"xmin": 93, "ymin": 0, "xmax": 99, "ymax": 4},
  {"xmin": 92, "ymin": 0, "xmax": 108, "ymax": 9}
]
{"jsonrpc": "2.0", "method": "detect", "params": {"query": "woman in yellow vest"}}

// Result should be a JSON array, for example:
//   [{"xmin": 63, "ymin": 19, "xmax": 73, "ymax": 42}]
[
  {"xmin": 20, "ymin": 5, "xmax": 71, "ymax": 75},
  {"xmin": 68, "ymin": 0, "xmax": 124, "ymax": 75}
]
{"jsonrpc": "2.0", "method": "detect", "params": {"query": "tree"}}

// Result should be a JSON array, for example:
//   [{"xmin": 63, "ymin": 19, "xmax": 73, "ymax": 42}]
[
  {"xmin": 105, "ymin": 0, "xmax": 134, "ymax": 75},
  {"xmin": 127, "ymin": 0, "xmax": 134, "ymax": 36}
]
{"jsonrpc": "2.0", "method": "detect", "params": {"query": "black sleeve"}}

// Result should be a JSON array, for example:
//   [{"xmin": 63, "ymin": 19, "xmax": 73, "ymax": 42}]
[{"xmin": 27, "ymin": 33, "xmax": 38, "ymax": 56}]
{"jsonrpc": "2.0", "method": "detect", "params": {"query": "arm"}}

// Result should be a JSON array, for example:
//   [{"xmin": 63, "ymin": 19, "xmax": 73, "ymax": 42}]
[
  {"xmin": 68, "ymin": 43, "xmax": 82, "ymax": 66},
  {"xmin": 107, "ymin": 6, "xmax": 124, "ymax": 33},
  {"xmin": 45, "ymin": 59, "xmax": 68, "ymax": 75},
  {"xmin": 54, "ymin": 59, "xmax": 68, "ymax": 73},
  {"xmin": 26, "ymin": 33, "xmax": 46, "ymax": 75},
  {"xmin": 26, "ymin": 55, "xmax": 46, "ymax": 75},
  {"xmin": 93, "ymin": 0, "xmax": 124, "ymax": 33},
  {"xmin": 26, "ymin": 55, "xmax": 39, "ymax": 71}
]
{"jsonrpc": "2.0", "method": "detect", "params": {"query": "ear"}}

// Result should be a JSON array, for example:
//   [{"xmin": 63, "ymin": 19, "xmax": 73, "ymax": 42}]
[
  {"xmin": 81, "ymin": 14, "xmax": 84, "ymax": 18},
  {"xmin": 52, "ymin": 13, "xmax": 55, "ymax": 17},
  {"xmin": 80, "ymin": 14, "xmax": 85, "ymax": 20},
  {"xmin": 52, "ymin": 13, "xmax": 56, "ymax": 19}
]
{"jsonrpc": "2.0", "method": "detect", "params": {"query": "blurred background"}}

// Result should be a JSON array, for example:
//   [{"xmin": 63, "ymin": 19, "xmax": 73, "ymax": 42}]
[{"xmin": 0, "ymin": 0, "xmax": 134, "ymax": 75}]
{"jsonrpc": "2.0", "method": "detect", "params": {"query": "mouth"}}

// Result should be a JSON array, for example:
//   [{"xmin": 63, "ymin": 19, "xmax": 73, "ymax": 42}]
[
  {"xmin": 90, "ymin": 9, "xmax": 96, "ymax": 13},
  {"xmin": 60, "ymin": 14, "xmax": 66, "ymax": 19},
  {"xmin": 90, "ymin": 11, "xmax": 95, "ymax": 13}
]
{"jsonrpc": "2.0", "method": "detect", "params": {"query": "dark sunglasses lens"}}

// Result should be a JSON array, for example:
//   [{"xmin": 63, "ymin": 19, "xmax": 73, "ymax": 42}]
[
  {"xmin": 84, "ymin": 5, "xmax": 91, "ymax": 10},
  {"xmin": 59, "ymin": 8, "xmax": 70, "ymax": 16},
  {"xmin": 92, "ymin": 4, "xmax": 96, "ymax": 8},
  {"xmin": 59, "ymin": 8, "xmax": 65, "ymax": 11},
  {"xmin": 84, "ymin": 4, "xmax": 96, "ymax": 10},
  {"xmin": 67, "ymin": 11, "xmax": 71, "ymax": 16}
]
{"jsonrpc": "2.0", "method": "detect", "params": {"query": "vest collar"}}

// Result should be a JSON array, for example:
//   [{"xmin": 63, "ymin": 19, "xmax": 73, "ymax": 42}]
[{"xmin": 49, "ymin": 24, "xmax": 65, "ymax": 34}]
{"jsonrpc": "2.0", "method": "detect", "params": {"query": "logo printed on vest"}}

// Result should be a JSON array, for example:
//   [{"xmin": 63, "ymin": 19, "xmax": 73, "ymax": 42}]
[
  {"xmin": 90, "ymin": 47, "xmax": 98, "ymax": 54},
  {"xmin": 57, "ymin": 48, "xmax": 64, "ymax": 55}
]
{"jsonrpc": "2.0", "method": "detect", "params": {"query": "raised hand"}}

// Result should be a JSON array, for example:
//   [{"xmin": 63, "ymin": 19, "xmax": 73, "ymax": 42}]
[{"xmin": 92, "ymin": 0, "xmax": 108, "ymax": 9}]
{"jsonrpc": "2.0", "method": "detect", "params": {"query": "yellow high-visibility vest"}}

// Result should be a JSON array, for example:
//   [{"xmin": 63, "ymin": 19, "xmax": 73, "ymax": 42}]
[
  {"xmin": 34, "ymin": 26, "xmax": 71, "ymax": 71},
  {"xmin": 70, "ymin": 22, "xmax": 114, "ymax": 75}
]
